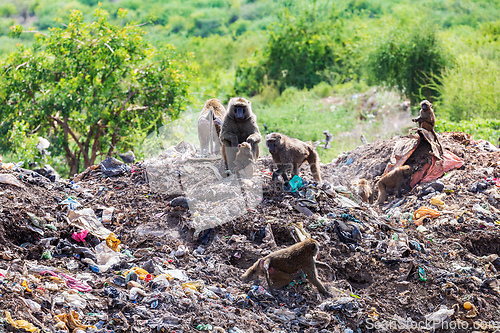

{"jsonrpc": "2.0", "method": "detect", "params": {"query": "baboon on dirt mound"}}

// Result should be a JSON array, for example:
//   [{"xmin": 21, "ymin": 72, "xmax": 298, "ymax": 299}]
[
  {"xmin": 265, "ymin": 133, "xmax": 321, "ymax": 183},
  {"xmin": 220, "ymin": 97, "xmax": 261, "ymax": 170},
  {"xmin": 198, "ymin": 98, "xmax": 226, "ymax": 155},
  {"xmin": 377, "ymin": 165, "xmax": 413, "ymax": 204},
  {"xmin": 241, "ymin": 238, "xmax": 332, "ymax": 296},
  {"xmin": 234, "ymin": 142, "xmax": 254, "ymax": 178}
]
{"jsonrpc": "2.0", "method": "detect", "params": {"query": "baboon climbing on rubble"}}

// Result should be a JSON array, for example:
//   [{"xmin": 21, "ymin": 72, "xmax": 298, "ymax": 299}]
[
  {"xmin": 412, "ymin": 100, "xmax": 444, "ymax": 154},
  {"xmin": 241, "ymin": 238, "xmax": 332, "ymax": 296},
  {"xmin": 377, "ymin": 165, "xmax": 413, "ymax": 204},
  {"xmin": 265, "ymin": 133, "xmax": 322, "ymax": 183},
  {"xmin": 198, "ymin": 99, "xmax": 226, "ymax": 155},
  {"xmin": 412, "ymin": 100, "xmax": 435, "ymax": 133},
  {"xmin": 357, "ymin": 179, "xmax": 373, "ymax": 204},
  {"xmin": 234, "ymin": 142, "xmax": 254, "ymax": 178},
  {"xmin": 220, "ymin": 97, "xmax": 261, "ymax": 171}
]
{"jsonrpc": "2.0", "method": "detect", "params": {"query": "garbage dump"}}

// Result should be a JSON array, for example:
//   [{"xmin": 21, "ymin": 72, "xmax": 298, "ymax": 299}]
[{"xmin": 0, "ymin": 131, "xmax": 499, "ymax": 332}]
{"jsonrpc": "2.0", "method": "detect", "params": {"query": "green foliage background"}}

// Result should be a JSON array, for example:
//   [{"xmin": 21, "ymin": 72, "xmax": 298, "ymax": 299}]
[{"xmin": 1, "ymin": 0, "xmax": 500, "ymax": 176}]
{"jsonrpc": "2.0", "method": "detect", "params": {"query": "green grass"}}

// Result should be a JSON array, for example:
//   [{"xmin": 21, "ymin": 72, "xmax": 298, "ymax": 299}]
[{"xmin": 436, "ymin": 119, "xmax": 500, "ymax": 145}]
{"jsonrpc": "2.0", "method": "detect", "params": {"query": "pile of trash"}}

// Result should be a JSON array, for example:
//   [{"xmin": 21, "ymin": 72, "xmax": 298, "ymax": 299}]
[{"xmin": 0, "ymin": 132, "xmax": 499, "ymax": 332}]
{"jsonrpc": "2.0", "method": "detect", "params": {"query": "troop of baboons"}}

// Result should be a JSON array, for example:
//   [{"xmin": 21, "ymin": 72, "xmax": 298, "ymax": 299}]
[{"xmin": 197, "ymin": 97, "xmax": 437, "ymax": 297}]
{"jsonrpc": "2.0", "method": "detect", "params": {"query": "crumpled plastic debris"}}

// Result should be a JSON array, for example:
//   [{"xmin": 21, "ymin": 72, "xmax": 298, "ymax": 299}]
[
  {"xmin": 3, "ymin": 311, "xmax": 39, "ymax": 332},
  {"xmin": 100, "ymin": 156, "xmax": 132, "ymax": 177},
  {"xmin": 0, "ymin": 174, "xmax": 25, "ymax": 188},
  {"xmin": 59, "ymin": 197, "xmax": 82, "ymax": 210},
  {"xmin": 67, "ymin": 208, "xmax": 112, "ymax": 239},
  {"xmin": 105, "ymin": 232, "xmax": 121, "ymax": 251},
  {"xmin": 413, "ymin": 206, "xmax": 441, "ymax": 225},
  {"xmin": 41, "ymin": 271, "xmax": 92, "ymax": 292},
  {"xmin": 287, "ymin": 175, "xmax": 303, "ymax": 192},
  {"xmin": 55, "ymin": 310, "xmax": 96, "ymax": 332},
  {"xmin": 71, "ymin": 229, "xmax": 88, "ymax": 242},
  {"xmin": 424, "ymin": 306, "xmax": 455, "ymax": 329}
]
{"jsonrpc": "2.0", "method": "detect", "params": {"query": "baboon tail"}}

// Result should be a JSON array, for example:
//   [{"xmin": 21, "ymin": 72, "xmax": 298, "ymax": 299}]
[{"xmin": 306, "ymin": 146, "xmax": 322, "ymax": 182}]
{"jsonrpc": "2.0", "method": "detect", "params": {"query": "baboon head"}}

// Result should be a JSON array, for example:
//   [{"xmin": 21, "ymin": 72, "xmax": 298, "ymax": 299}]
[
  {"xmin": 358, "ymin": 179, "xmax": 368, "ymax": 185},
  {"xmin": 420, "ymin": 100, "xmax": 432, "ymax": 111},
  {"xmin": 402, "ymin": 165, "xmax": 413, "ymax": 177},
  {"xmin": 265, "ymin": 133, "xmax": 283, "ymax": 154},
  {"xmin": 228, "ymin": 97, "xmax": 252, "ymax": 122},
  {"xmin": 238, "ymin": 142, "xmax": 253, "ymax": 157}
]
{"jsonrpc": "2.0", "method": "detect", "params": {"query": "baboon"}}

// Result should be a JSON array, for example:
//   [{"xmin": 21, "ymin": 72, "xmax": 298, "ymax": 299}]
[
  {"xmin": 323, "ymin": 130, "xmax": 333, "ymax": 149},
  {"xmin": 198, "ymin": 99, "xmax": 227, "ymax": 155},
  {"xmin": 357, "ymin": 179, "xmax": 373, "ymax": 204},
  {"xmin": 377, "ymin": 165, "xmax": 413, "ymax": 204},
  {"xmin": 220, "ymin": 97, "xmax": 261, "ymax": 170},
  {"xmin": 265, "ymin": 133, "xmax": 322, "ymax": 183},
  {"xmin": 241, "ymin": 238, "xmax": 332, "ymax": 296},
  {"xmin": 412, "ymin": 100, "xmax": 435, "ymax": 132},
  {"xmin": 234, "ymin": 142, "xmax": 254, "ymax": 178},
  {"xmin": 412, "ymin": 100, "xmax": 444, "ymax": 156}
]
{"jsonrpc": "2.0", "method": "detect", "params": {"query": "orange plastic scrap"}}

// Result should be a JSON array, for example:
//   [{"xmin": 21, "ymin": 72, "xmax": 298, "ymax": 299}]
[
  {"xmin": 54, "ymin": 310, "xmax": 96, "ymax": 332},
  {"xmin": 105, "ymin": 232, "xmax": 121, "ymax": 252},
  {"xmin": 3, "ymin": 310, "xmax": 40, "ymax": 333},
  {"xmin": 413, "ymin": 206, "xmax": 441, "ymax": 226}
]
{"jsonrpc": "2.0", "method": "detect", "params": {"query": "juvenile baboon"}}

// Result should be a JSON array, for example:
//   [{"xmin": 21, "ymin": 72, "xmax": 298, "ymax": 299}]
[
  {"xmin": 412, "ymin": 100, "xmax": 435, "ymax": 132},
  {"xmin": 412, "ymin": 100, "xmax": 444, "ymax": 156},
  {"xmin": 265, "ymin": 133, "xmax": 322, "ymax": 183},
  {"xmin": 377, "ymin": 165, "xmax": 413, "ymax": 204},
  {"xmin": 357, "ymin": 179, "xmax": 373, "ymax": 204},
  {"xmin": 220, "ymin": 97, "xmax": 261, "ymax": 170},
  {"xmin": 241, "ymin": 238, "xmax": 332, "ymax": 296},
  {"xmin": 234, "ymin": 142, "xmax": 254, "ymax": 178},
  {"xmin": 198, "ymin": 99, "xmax": 227, "ymax": 155},
  {"xmin": 323, "ymin": 130, "xmax": 333, "ymax": 149}
]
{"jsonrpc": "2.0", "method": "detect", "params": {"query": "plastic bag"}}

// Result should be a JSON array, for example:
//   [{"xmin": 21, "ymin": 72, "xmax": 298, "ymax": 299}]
[
  {"xmin": 71, "ymin": 229, "xmax": 88, "ymax": 242},
  {"xmin": 55, "ymin": 310, "xmax": 96, "ymax": 331},
  {"xmin": 424, "ymin": 306, "xmax": 455, "ymax": 329},
  {"xmin": 3, "ymin": 311, "xmax": 39, "ymax": 332},
  {"xmin": 0, "ymin": 174, "xmax": 25, "ymax": 188},
  {"xmin": 105, "ymin": 233, "xmax": 121, "ymax": 251},
  {"xmin": 94, "ymin": 241, "xmax": 126, "ymax": 273},
  {"xmin": 100, "ymin": 157, "xmax": 132, "ymax": 177},
  {"xmin": 67, "ymin": 208, "xmax": 112, "ymax": 239}
]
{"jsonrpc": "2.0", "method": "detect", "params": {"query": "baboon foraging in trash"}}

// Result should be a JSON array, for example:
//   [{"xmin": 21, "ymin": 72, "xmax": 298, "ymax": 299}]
[
  {"xmin": 265, "ymin": 133, "xmax": 322, "ymax": 183},
  {"xmin": 234, "ymin": 142, "xmax": 254, "ymax": 178},
  {"xmin": 241, "ymin": 238, "xmax": 332, "ymax": 296},
  {"xmin": 357, "ymin": 179, "xmax": 373, "ymax": 204},
  {"xmin": 198, "ymin": 99, "xmax": 226, "ymax": 155},
  {"xmin": 377, "ymin": 165, "xmax": 413, "ymax": 204},
  {"xmin": 220, "ymin": 97, "xmax": 261, "ymax": 170}
]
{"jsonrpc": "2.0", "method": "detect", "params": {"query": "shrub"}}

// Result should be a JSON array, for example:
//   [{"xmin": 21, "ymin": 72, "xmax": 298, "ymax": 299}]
[
  {"xmin": 367, "ymin": 21, "xmax": 449, "ymax": 104},
  {"xmin": 434, "ymin": 53, "xmax": 500, "ymax": 121}
]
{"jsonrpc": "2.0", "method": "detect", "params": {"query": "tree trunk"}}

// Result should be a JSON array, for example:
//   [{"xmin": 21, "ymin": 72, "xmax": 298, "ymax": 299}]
[{"xmin": 68, "ymin": 158, "xmax": 79, "ymax": 177}]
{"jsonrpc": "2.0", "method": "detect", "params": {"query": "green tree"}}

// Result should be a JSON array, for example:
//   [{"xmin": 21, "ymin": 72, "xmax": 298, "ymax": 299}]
[
  {"xmin": 235, "ymin": 7, "xmax": 347, "ymax": 95},
  {"xmin": 0, "ymin": 8, "xmax": 191, "ymax": 175},
  {"xmin": 367, "ymin": 22, "xmax": 448, "ymax": 104}
]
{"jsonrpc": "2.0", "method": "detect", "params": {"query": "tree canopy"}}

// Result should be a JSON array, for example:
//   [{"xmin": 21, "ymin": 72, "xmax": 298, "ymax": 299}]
[{"xmin": 0, "ymin": 8, "xmax": 192, "ymax": 175}]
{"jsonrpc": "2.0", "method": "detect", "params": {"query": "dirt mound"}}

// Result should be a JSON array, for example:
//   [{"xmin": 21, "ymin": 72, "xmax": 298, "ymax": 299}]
[{"xmin": 0, "ymin": 132, "xmax": 499, "ymax": 332}]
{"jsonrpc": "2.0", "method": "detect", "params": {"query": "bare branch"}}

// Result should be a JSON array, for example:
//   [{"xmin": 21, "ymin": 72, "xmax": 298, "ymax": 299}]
[{"xmin": 104, "ymin": 43, "xmax": 114, "ymax": 53}]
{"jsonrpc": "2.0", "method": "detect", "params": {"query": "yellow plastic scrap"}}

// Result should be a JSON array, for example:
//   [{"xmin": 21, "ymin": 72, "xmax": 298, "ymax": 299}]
[
  {"xmin": 182, "ymin": 280, "xmax": 205, "ymax": 292},
  {"xmin": 22, "ymin": 280, "xmax": 32, "ymax": 293},
  {"xmin": 3, "ymin": 310, "xmax": 40, "ymax": 333},
  {"xmin": 105, "ymin": 232, "xmax": 121, "ymax": 252},
  {"xmin": 413, "ymin": 206, "xmax": 441, "ymax": 226},
  {"xmin": 128, "ymin": 267, "xmax": 152, "ymax": 280},
  {"xmin": 430, "ymin": 194, "xmax": 446, "ymax": 208},
  {"xmin": 55, "ymin": 310, "xmax": 96, "ymax": 333}
]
